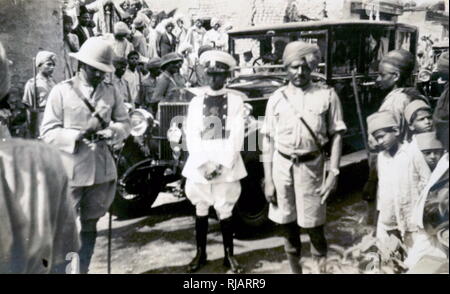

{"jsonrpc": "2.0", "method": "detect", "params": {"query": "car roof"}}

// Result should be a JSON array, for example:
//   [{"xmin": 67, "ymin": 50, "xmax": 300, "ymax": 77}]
[{"xmin": 228, "ymin": 20, "xmax": 417, "ymax": 37}]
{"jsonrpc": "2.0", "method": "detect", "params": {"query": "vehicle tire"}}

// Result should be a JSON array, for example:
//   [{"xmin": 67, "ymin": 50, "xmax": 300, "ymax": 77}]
[
  {"xmin": 110, "ymin": 183, "xmax": 161, "ymax": 219},
  {"xmin": 233, "ymin": 155, "xmax": 270, "ymax": 236}
]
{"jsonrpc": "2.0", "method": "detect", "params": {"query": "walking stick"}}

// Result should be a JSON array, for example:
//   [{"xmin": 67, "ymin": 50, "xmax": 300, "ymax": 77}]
[
  {"xmin": 107, "ymin": 209, "xmax": 112, "ymax": 274},
  {"xmin": 30, "ymin": 57, "xmax": 39, "ymax": 139}
]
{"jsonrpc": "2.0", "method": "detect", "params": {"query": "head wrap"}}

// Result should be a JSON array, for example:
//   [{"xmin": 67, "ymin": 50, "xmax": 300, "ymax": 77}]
[
  {"xmin": 282, "ymin": 41, "xmax": 321, "ymax": 68},
  {"xmin": 404, "ymin": 99, "xmax": 431, "ymax": 124},
  {"xmin": 0, "ymin": 42, "xmax": 10, "ymax": 101},
  {"xmin": 133, "ymin": 15, "xmax": 146, "ymax": 29},
  {"xmin": 211, "ymin": 18, "xmax": 222, "ymax": 28},
  {"xmin": 367, "ymin": 111, "xmax": 398, "ymax": 135},
  {"xmin": 35, "ymin": 51, "xmax": 56, "ymax": 68},
  {"xmin": 436, "ymin": 51, "xmax": 449, "ymax": 76},
  {"xmin": 416, "ymin": 132, "xmax": 444, "ymax": 151},
  {"xmin": 174, "ymin": 14, "xmax": 185, "ymax": 23},
  {"xmin": 200, "ymin": 50, "xmax": 236, "ymax": 73},
  {"xmin": 114, "ymin": 22, "xmax": 131, "ymax": 35},
  {"xmin": 380, "ymin": 49, "xmax": 415, "ymax": 75}
]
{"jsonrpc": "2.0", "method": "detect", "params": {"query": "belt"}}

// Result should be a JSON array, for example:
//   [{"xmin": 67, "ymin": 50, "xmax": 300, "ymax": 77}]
[{"xmin": 278, "ymin": 150, "xmax": 321, "ymax": 164}]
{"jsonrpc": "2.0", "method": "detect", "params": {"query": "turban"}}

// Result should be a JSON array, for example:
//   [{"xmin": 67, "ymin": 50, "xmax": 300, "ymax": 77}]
[
  {"xmin": 367, "ymin": 111, "xmax": 398, "ymax": 135},
  {"xmin": 211, "ymin": 18, "xmax": 222, "ymax": 28},
  {"xmin": 404, "ymin": 99, "xmax": 431, "ymax": 124},
  {"xmin": 282, "ymin": 41, "xmax": 320, "ymax": 68},
  {"xmin": 133, "ymin": 15, "xmax": 146, "ymax": 28},
  {"xmin": 380, "ymin": 49, "xmax": 415, "ymax": 75},
  {"xmin": 174, "ymin": 14, "xmax": 185, "ymax": 23},
  {"xmin": 416, "ymin": 132, "xmax": 444, "ymax": 151},
  {"xmin": 200, "ymin": 50, "xmax": 236, "ymax": 73},
  {"xmin": 35, "ymin": 51, "xmax": 56, "ymax": 68},
  {"xmin": 0, "ymin": 42, "xmax": 10, "ymax": 101},
  {"xmin": 114, "ymin": 22, "xmax": 131, "ymax": 35},
  {"xmin": 436, "ymin": 51, "xmax": 449, "ymax": 76}
]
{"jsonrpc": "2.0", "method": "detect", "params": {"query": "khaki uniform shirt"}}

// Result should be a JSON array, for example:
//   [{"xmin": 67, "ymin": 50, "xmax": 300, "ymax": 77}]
[
  {"xmin": 261, "ymin": 83, "xmax": 347, "ymax": 156},
  {"xmin": 40, "ymin": 75, "xmax": 131, "ymax": 187},
  {"xmin": 22, "ymin": 74, "xmax": 56, "ymax": 109}
]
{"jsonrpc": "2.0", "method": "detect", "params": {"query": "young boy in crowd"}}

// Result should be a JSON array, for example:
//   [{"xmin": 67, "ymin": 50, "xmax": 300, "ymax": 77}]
[
  {"xmin": 367, "ymin": 111, "xmax": 414, "ymax": 253},
  {"xmin": 415, "ymin": 132, "xmax": 446, "ymax": 172},
  {"xmin": 405, "ymin": 99, "xmax": 433, "ymax": 137}
]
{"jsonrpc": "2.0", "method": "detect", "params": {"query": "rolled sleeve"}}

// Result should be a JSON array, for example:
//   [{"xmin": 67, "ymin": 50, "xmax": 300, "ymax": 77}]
[{"xmin": 327, "ymin": 89, "xmax": 347, "ymax": 135}]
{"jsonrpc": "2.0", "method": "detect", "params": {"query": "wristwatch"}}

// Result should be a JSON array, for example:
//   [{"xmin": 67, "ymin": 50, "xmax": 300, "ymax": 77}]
[{"xmin": 330, "ymin": 168, "xmax": 340, "ymax": 176}]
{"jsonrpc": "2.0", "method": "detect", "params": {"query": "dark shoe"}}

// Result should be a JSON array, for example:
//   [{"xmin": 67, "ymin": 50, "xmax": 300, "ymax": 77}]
[
  {"xmin": 286, "ymin": 253, "xmax": 303, "ymax": 274},
  {"xmin": 187, "ymin": 248, "xmax": 207, "ymax": 273},
  {"xmin": 187, "ymin": 216, "xmax": 209, "ymax": 273},
  {"xmin": 220, "ymin": 217, "xmax": 244, "ymax": 274}
]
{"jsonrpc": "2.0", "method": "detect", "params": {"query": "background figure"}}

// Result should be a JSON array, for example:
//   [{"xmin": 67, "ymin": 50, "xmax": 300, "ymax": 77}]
[
  {"xmin": 141, "ymin": 57, "xmax": 161, "ymax": 110},
  {"xmin": 132, "ymin": 15, "xmax": 150, "ymax": 59},
  {"xmin": 123, "ymin": 51, "xmax": 142, "ymax": 106},
  {"xmin": 146, "ymin": 15, "xmax": 160, "ymax": 58},
  {"xmin": 72, "ymin": 5, "xmax": 94, "ymax": 46},
  {"xmin": 186, "ymin": 18, "xmax": 206, "ymax": 57},
  {"xmin": 63, "ymin": 15, "xmax": 80, "ymax": 79},
  {"xmin": 178, "ymin": 43, "xmax": 195, "ymax": 86},
  {"xmin": 157, "ymin": 18, "xmax": 177, "ymax": 57},
  {"xmin": 203, "ymin": 18, "xmax": 227, "ymax": 51},
  {"xmin": 107, "ymin": 22, "xmax": 134, "ymax": 59},
  {"xmin": 112, "ymin": 56, "xmax": 132, "ymax": 104},
  {"xmin": 173, "ymin": 14, "xmax": 188, "ymax": 51},
  {"xmin": 22, "ymin": 51, "xmax": 57, "ymax": 134}
]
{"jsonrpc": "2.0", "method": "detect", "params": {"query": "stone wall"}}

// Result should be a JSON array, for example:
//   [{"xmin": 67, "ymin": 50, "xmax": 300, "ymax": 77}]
[{"xmin": 0, "ymin": 0, "xmax": 64, "ymax": 101}]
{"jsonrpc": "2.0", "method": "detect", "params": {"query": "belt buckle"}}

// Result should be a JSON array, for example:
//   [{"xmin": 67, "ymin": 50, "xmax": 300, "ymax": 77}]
[{"xmin": 290, "ymin": 154, "xmax": 299, "ymax": 164}]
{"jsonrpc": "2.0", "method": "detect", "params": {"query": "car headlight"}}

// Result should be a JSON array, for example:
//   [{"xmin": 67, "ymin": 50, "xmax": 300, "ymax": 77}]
[
  {"xmin": 167, "ymin": 123, "xmax": 183, "ymax": 144},
  {"xmin": 418, "ymin": 70, "xmax": 431, "ymax": 82},
  {"xmin": 130, "ymin": 110, "xmax": 149, "ymax": 137}
]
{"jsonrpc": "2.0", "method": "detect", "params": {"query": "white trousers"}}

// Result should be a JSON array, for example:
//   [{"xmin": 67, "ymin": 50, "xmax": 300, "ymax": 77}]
[{"xmin": 185, "ymin": 180, "xmax": 241, "ymax": 220}]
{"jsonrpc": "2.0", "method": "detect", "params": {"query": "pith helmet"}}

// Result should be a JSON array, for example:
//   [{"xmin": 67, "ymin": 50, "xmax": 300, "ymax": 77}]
[{"xmin": 69, "ymin": 37, "xmax": 115, "ymax": 73}]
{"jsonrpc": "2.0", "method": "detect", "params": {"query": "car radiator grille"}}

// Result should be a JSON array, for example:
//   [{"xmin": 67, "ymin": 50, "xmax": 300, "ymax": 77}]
[{"xmin": 158, "ymin": 102, "xmax": 189, "ymax": 161}]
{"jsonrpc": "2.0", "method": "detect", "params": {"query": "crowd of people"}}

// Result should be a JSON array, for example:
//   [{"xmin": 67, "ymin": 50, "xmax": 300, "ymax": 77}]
[{"xmin": 0, "ymin": 0, "xmax": 448, "ymax": 275}]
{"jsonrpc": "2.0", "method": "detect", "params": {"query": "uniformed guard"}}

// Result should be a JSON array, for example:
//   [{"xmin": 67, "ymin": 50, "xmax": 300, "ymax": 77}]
[
  {"xmin": 40, "ymin": 37, "xmax": 131, "ymax": 274},
  {"xmin": 22, "ymin": 51, "xmax": 57, "ymax": 133},
  {"xmin": 182, "ymin": 50, "xmax": 247, "ymax": 274},
  {"xmin": 261, "ymin": 41, "xmax": 347, "ymax": 274}
]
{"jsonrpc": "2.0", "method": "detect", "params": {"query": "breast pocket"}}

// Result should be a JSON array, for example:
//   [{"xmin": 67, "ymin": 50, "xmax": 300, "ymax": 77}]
[
  {"xmin": 303, "ymin": 105, "xmax": 327, "ymax": 135},
  {"xmin": 63, "ymin": 102, "xmax": 89, "ymax": 129}
]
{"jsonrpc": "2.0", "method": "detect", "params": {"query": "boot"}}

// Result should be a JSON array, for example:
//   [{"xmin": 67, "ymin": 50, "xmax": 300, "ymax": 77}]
[
  {"xmin": 187, "ymin": 216, "xmax": 208, "ymax": 273},
  {"xmin": 282, "ymin": 222, "xmax": 302, "ymax": 274},
  {"xmin": 79, "ymin": 231, "xmax": 97, "ymax": 274},
  {"xmin": 220, "ymin": 217, "xmax": 244, "ymax": 274}
]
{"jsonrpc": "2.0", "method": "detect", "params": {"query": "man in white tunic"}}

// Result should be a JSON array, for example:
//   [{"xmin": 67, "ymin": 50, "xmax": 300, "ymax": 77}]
[{"xmin": 182, "ymin": 50, "xmax": 247, "ymax": 274}]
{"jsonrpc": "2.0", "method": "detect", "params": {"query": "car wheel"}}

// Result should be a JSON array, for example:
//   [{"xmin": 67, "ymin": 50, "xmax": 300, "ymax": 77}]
[{"xmin": 234, "ymin": 158, "xmax": 270, "ymax": 236}]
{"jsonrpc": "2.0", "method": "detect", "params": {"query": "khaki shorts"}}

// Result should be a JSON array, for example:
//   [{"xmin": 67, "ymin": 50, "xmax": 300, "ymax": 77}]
[
  {"xmin": 70, "ymin": 180, "xmax": 116, "ymax": 221},
  {"xmin": 269, "ymin": 151, "xmax": 326, "ymax": 228}
]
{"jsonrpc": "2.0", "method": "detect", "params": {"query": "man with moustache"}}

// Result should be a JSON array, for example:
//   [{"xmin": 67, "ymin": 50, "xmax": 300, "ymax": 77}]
[
  {"xmin": 40, "ymin": 37, "xmax": 130, "ymax": 274},
  {"xmin": 261, "ymin": 41, "xmax": 346, "ymax": 274}
]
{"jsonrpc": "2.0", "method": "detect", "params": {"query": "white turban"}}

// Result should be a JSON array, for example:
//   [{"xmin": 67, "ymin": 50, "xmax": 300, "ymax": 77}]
[
  {"xmin": 0, "ymin": 42, "xmax": 10, "ymax": 101},
  {"xmin": 282, "ymin": 41, "xmax": 320, "ymax": 68},
  {"xmin": 35, "ymin": 51, "xmax": 56, "ymax": 68},
  {"xmin": 211, "ymin": 17, "xmax": 222, "ymax": 28},
  {"xmin": 114, "ymin": 22, "xmax": 131, "ymax": 35}
]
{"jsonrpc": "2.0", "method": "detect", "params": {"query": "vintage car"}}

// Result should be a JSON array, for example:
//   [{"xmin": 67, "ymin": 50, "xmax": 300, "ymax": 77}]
[{"xmin": 113, "ymin": 20, "xmax": 418, "ymax": 233}]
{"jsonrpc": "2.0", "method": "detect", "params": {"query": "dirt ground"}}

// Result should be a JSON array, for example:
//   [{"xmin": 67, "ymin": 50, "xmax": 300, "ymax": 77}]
[{"xmin": 89, "ymin": 182, "xmax": 377, "ymax": 274}]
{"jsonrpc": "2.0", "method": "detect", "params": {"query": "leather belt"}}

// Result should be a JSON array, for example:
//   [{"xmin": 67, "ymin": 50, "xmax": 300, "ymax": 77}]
[{"xmin": 278, "ymin": 150, "xmax": 321, "ymax": 164}]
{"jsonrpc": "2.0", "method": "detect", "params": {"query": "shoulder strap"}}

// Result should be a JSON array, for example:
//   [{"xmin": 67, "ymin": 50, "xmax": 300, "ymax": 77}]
[
  {"xmin": 280, "ymin": 90, "xmax": 324, "ymax": 154},
  {"xmin": 70, "ymin": 78, "xmax": 108, "ymax": 129}
]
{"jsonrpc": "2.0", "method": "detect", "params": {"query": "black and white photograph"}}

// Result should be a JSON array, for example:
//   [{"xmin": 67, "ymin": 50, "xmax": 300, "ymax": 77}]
[{"xmin": 0, "ymin": 0, "xmax": 448, "ymax": 278}]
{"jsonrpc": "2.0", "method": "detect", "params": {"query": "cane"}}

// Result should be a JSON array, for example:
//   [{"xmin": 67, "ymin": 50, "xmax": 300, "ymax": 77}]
[{"xmin": 107, "ymin": 208, "xmax": 112, "ymax": 274}]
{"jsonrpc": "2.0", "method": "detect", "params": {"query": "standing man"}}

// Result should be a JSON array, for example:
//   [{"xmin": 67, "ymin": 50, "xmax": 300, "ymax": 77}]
[
  {"xmin": 63, "ymin": 15, "xmax": 80, "ymax": 80},
  {"xmin": 111, "ymin": 56, "xmax": 132, "ymax": 104},
  {"xmin": 123, "ymin": 50, "xmax": 142, "ymax": 106},
  {"xmin": 186, "ymin": 18, "xmax": 206, "ymax": 58},
  {"xmin": 203, "ymin": 18, "xmax": 227, "ymax": 51},
  {"xmin": 182, "ymin": 50, "xmax": 247, "ymax": 274},
  {"xmin": 151, "ymin": 52, "xmax": 186, "ymax": 109},
  {"xmin": 40, "ymin": 37, "xmax": 131, "ymax": 274},
  {"xmin": 22, "ymin": 51, "xmax": 57, "ymax": 133},
  {"xmin": 72, "ymin": 5, "xmax": 95, "ymax": 46},
  {"xmin": 157, "ymin": 19, "xmax": 177, "ymax": 57},
  {"xmin": 261, "ymin": 41, "xmax": 346, "ymax": 274},
  {"xmin": 173, "ymin": 14, "xmax": 188, "ymax": 51}
]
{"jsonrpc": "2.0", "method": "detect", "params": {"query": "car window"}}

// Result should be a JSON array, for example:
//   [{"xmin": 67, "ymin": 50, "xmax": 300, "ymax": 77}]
[{"xmin": 365, "ymin": 29, "xmax": 392, "ymax": 74}]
